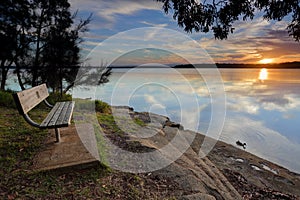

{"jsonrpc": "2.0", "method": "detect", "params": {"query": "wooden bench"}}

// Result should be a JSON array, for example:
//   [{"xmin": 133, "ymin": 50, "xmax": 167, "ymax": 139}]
[{"xmin": 13, "ymin": 84, "xmax": 75, "ymax": 142}]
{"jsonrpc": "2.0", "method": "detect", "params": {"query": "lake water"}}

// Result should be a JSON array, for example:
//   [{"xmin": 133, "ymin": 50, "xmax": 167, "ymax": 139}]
[{"xmin": 6, "ymin": 68, "xmax": 300, "ymax": 173}]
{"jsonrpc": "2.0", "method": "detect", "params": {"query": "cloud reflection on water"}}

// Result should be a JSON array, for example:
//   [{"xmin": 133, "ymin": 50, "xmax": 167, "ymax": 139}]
[
  {"xmin": 91, "ymin": 68, "xmax": 300, "ymax": 173},
  {"xmin": 221, "ymin": 115, "xmax": 300, "ymax": 173},
  {"xmin": 220, "ymin": 69, "xmax": 300, "ymax": 173}
]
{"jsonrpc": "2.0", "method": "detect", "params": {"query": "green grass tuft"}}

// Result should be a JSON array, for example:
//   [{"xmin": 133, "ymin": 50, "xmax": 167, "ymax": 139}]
[
  {"xmin": 0, "ymin": 90, "xmax": 16, "ymax": 108},
  {"xmin": 134, "ymin": 118, "xmax": 146, "ymax": 126}
]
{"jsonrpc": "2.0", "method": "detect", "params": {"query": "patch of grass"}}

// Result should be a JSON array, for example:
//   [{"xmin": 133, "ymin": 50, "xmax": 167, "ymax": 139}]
[
  {"xmin": 96, "ymin": 113, "xmax": 155, "ymax": 153},
  {"xmin": 97, "ymin": 114, "xmax": 123, "ymax": 135},
  {"xmin": 0, "ymin": 107, "xmax": 48, "ymax": 173},
  {"xmin": 134, "ymin": 118, "xmax": 146, "ymax": 126},
  {"xmin": 0, "ymin": 102, "xmax": 178, "ymax": 199}
]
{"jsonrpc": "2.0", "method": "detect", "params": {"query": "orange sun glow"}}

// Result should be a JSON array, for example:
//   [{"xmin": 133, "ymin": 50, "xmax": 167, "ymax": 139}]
[{"xmin": 259, "ymin": 58, "xmax": 274, "ymax": 64}]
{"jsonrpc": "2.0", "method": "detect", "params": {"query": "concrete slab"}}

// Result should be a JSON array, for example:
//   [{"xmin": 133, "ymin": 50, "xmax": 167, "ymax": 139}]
[{"xmin": 32, "ymin": 124, "xmax": 100, "ymax": 171}]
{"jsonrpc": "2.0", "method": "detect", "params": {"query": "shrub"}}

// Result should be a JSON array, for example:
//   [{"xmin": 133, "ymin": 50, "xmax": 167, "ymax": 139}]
[
  {"xmin": 95, "ymin": 100, "xmax": 111, "ymax": 113},
  {"xmin": 0, "ymin": 90, "xmax": 15, "ymax": 108},
  {"xmin": 74, "ymin": 99, "xmax": 111, "ymax": 114},
  {"xmin": 47, "ymin": 92, "xmax": 72, "ymax": 105},
  {"xmin": 74, "ymin": 99, "xmax": 95, "ymax": 111}
]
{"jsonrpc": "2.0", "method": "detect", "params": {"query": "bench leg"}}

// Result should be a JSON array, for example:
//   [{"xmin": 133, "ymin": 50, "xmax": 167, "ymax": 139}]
[{"xmin": 55, "ymin": 128, "xmax": 60, "ymax": 143}]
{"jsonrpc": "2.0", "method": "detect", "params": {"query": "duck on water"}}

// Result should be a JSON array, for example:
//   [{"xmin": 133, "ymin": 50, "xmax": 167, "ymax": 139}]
[{"xmin": 236, "ymin": 140, "xmax": 247, "ymax": 149}]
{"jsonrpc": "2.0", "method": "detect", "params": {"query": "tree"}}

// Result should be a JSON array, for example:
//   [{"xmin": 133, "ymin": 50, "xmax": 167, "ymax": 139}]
[
  {"xmin": 157, "ymin": 0, "xmax": 300, "ymax": 41},
  {"xmin": 22, "ymin": 0, "xmax": 90, "ymax": 91},
  {"xmin": 39, "ymin": 10, "xmax": 91, "ymax": 94},
  {"xmin": 0, "ymin": 0, "xmax": 31, "ymax": 90},
  {"xmin": 0, "ymin": 0, "xmax": 99, "ymax": 93}
]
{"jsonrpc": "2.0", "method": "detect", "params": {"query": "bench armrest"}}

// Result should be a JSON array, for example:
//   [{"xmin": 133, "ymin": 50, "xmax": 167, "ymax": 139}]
[
  {"xmin": 44, "ymin": 99, "xmax": 54, "ymax": 108},
  {"xmin": 23, "ymin": 114, "xmax": 41, "ymax": 128}
]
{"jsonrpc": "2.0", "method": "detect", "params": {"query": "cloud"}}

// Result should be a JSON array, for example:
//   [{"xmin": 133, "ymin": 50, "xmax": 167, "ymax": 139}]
[
  {"xmin": 140, "ymin": 21, "xmax": 168, "ymax": 28},
  {"xmin": 69, "ymin": 1, "xmax": 300, "ymax": 64},
  {"xmin": 261, "ymin": 94, "xmax": 300, "ymax": 112},
  {"xmin": 227, "ymin": 97, "xmax": 260, "ymax": 115},
  {"xmin": 198, "ymin": 17, "xmax": 300, "ymax": 63},
  {"xmin": 69, "ymin": 0, "xmax": 162, "ymax": 27},
  {"xmin": 83, "ymin": 27, "xmax": 217, "ymax": 66},
  {"xmin": 223, "ymin": 70, "xmax": 300, "ymax": 114}
]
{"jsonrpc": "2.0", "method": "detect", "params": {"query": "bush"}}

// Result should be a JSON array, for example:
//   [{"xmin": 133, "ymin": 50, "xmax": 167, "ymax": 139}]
[
  {"xmin": 95, "ymin": 100, "xmax": 111, "ymax": 113},
  {"xmin": 47, "ymin": 92, "xmax": 72, "ymax": 105},
  {"xmin": 74, "ymin": 99, "xmax": 95, "ymax": 111},
  {"xmin": 0, "ymin": 90, "xmax": 16, "ymax": 108},
  {"xmin": 74, "ymin": 99, "xmax": 111, "ymax": 114}
]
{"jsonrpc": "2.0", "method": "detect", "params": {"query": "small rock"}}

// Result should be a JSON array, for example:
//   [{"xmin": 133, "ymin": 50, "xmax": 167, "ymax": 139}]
[{"xmin": 163, "ymin": 120, "xmax": 184, "ymax": 130}]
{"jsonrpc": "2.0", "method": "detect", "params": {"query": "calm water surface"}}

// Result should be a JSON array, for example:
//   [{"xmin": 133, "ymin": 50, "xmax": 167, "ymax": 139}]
[
  {"xmin": 7, "ymin": 68, "xmax": 300, "ymax": 173},
  {"xmin": 87, "ymin": 68, "xmax": 300, "ymax": 173}
]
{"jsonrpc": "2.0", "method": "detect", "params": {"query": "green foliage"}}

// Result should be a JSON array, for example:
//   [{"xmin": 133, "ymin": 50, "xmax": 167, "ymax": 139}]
[
  {"xmin": 0, "ymin": 0, "xmax": 92, "ymax": 91},
  {"xmin": 95, "ymin": 100, "xmax": 111, "ymax": 113},
  {"xmin": 0, "ymin": 90, "xmax": 15, "ymax": 108},
  {"xmin": 158, "ymin": 0, "xmax": 300, "ymax": 41},
  {"xmin": 74, "ymin": 99, "xmax": 111, "ymax": 114},
  {"xmin": 47, "ymin": 92, "xmax": 72, "ymax": 105}
]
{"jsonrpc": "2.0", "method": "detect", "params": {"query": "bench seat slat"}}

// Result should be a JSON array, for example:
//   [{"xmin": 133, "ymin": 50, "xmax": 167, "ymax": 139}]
[
  {"xmin": 40, "ymin": 103, "xmax": 61, "ymax": 127},
  {"xmin": 40, "ymin": 103, "xmax": 59, "ymax": 127},
  {"xmin": 40, "ymin": 101, "xmax": 74, "ymax": 128},
  {"xmin": 48, "ymin": 102, "xmax": 66, "ymax": 127},
  {"xmin": 58, "ymin": 101, "xmax": 75, "ymax": 125}
]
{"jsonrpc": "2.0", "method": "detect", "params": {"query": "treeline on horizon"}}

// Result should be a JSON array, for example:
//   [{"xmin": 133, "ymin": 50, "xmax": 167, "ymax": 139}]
[
  {"xmin": 174, "ymin": 61, "xmax": 300, "ymax": 69},
  {"xmin": 6, "ymin": 61, "xmax": 300, "ymax": 70},
  {"xmin": 103, "ymin": 61, "xmax": 300, "ymax": 69}
]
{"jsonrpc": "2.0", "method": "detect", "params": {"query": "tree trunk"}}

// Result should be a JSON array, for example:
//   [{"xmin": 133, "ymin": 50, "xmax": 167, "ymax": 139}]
[
  {"xmin": 0, "ymin": 69, "xmax": 8, "ymax": 91},
  {"xmin": 15, "ymin": 64, "xmax": 26, "ymax": 90},
  {"xmin": 32, "ymin": 8, "xmax": 45, "ymax": 87},
  {"xmin": 0, "ymin": 60, "xmax": 8, "ymax": 91},
  {"xmin": 63, "ymin": 82, "xmax": 74, "ymax": 94},
  {"xmin": 59, "ymin": 66, "xmax": 63, "ymax": 97}
]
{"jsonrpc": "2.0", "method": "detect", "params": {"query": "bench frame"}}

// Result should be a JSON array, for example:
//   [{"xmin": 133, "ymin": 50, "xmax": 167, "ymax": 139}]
[{"xmin": 13, "ymin": 84, "xmax": 74, "ymax": 142}]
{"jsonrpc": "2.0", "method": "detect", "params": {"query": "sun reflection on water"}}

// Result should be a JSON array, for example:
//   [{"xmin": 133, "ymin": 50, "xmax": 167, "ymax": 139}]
[{"xmin": 259, "ymin": 68, "xmax": 268, "ymax": 81}]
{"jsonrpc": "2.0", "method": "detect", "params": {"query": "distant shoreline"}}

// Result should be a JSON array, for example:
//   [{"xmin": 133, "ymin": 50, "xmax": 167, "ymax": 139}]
[
  {"xmin": 109, "ymin": 62, "xmax": 300, "ymax": 69},
  {"xmin": 4, "ymin": 61, "xmax": 300, "ymax": 69},
  {"xmin": 174, "ymin": 62, "xmax": 300, "ymax": 69}
]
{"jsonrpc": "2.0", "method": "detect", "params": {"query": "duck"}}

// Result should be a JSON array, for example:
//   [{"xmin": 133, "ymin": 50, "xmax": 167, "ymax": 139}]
[{"xmin": 236, "ymin": 140, "xmax": 246, "ymax": 149}]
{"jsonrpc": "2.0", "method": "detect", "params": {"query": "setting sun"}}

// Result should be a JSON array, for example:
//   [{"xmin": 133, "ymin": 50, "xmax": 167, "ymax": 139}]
[{"xmin": 259, "ymin": 58, "xmax": 274, "ymax": 64}]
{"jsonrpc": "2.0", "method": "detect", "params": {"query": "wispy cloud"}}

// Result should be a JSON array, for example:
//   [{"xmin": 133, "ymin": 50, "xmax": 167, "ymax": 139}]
[
  {"xmin": 69, "ymin": 0, "xmax": 162, "ymax": 28},
  {"xmin": 198, "ymin": 17, "xmax": 300, "ymax": 63},
  {"xmin": 140, "ymin": 21, "xmax": 168, "ymax": 28},
  {"xmin": 70, "ymin": 1, "xmax": 300, "ymax": 64}
]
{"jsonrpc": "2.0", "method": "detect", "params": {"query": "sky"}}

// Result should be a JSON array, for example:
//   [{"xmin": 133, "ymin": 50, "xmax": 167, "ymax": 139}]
[{"xmin": 69, "ymin": 0, "xmax": 300, "ymax": 65}]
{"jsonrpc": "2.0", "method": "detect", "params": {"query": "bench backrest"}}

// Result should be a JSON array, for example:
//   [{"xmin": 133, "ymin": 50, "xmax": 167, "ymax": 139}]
[{"xmin": 13, "ymin": 84, "xmax": 49, "ymax": 114}]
